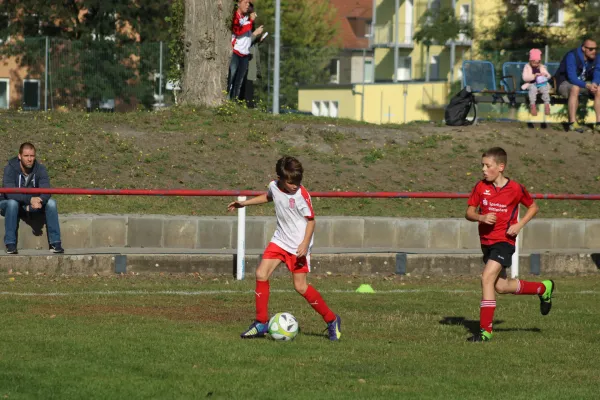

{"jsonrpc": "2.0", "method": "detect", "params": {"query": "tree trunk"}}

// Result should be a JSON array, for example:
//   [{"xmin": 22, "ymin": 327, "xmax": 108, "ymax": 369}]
[{"xmin": 180, "ymin": 0, "xmax": 235, "ymax": 107}]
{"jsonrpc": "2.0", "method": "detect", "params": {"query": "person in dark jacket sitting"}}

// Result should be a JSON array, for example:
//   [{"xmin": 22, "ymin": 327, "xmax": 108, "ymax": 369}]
[
  {"xmin": 0, "ymin": 142, "xmax": 63, "ymax": 254},
  {"xmin": 554, "ymin": 38, "xmax": 600, "ymax": 132}
]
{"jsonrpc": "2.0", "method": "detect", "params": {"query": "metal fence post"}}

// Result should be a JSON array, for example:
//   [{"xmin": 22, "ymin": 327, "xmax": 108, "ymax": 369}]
[
  {"xmin": 159, "ymin": 41, "xmax": 163, "ymax": 104},
  {"xmin": 45, "ymin": 36, "xmax": 49, "ymax": 112}
]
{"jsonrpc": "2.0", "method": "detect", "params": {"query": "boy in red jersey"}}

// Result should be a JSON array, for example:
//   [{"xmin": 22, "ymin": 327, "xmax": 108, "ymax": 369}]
[
  {"xmin": 465, "ymin": 147, "xmax": 554, "ymax": 342},
  {"xmin": 227, "ymin": 156, "xmax": 342, "ymax": 341}
]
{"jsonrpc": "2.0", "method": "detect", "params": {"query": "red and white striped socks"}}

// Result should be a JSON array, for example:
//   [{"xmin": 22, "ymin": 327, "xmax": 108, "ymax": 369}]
[
  {"xmin": 480, "ymin": 300, "xmax": 496, "ymax": 333},
  {"xmin": 514, "ymin": 280, "xmax": 546, "ymax": 295}
]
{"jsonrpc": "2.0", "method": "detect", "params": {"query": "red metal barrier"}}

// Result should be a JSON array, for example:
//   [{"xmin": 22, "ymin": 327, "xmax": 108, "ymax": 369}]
[{"xmin": 0, "ymin": 188, "xmax": 599, "ymax": 200}]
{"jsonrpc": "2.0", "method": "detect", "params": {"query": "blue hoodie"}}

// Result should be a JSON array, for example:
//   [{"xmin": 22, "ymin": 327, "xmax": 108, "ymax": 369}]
[
  {"xmin": 2, "ymin": 156, "xmax": 52, "ymax": 205},
  {"xmin": 556, "ymin": 46, "xmax": 600, "ymax": 89}
]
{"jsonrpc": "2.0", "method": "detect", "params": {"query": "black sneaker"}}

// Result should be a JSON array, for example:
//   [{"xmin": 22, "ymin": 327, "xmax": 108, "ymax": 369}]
[
  {"xmin": 539, "ymin": 280, "xmax": 555, "ymax": 316},
  {"xmin": 6, "ymin": 244, "xmax": 17, "ymax": 254},
  {"xmin": 467, "ymin": 329, "xmax": 492, "ymax": 342},
  {"xmin": 49, "ymin": 242, "xmax": 64, "ymax": 254}
]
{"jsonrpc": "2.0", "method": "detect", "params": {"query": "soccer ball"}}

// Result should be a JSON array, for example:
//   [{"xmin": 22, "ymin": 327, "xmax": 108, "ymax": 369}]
[{"xmin": 268, "ymin": 312, "xmax": 299, "ymax": 341}]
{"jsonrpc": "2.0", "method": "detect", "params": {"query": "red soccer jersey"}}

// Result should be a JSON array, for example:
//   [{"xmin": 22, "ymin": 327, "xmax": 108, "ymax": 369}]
[{"xmin": 467, "ymin": 179, "xmax": 534, "ymax": 245}]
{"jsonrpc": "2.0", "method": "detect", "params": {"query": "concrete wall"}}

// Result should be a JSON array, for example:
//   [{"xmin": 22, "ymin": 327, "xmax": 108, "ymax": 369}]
[{"xmin": 7, "ymin": 215, "xmax": 600, "ymax": 251}]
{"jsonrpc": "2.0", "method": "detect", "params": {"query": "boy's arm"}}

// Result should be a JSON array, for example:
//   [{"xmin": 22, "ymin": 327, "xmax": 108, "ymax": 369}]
[
  {"xmin": 227, "ymin": 193, "xmax": 271, "ymax": 211},
  {"xmin": 296, "ymin": 218, "xmax": 315, "ymax": 258},
  {"xmin": 507, "ymin": 202, "xmax": 538, "ymax": 236},
  {"xmin": 465, "ymin": 205, "xmax": 496, "ymax": 225}
]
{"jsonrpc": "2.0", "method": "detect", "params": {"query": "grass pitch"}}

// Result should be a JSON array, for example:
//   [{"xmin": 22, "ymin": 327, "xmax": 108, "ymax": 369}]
[{"xmin": 0, "ymin": 274, "xmax": 599, "ymax": 399}]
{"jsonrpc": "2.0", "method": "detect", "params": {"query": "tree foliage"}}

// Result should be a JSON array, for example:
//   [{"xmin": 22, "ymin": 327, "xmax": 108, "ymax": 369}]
[
  {"xmin": 251, "ymin": 0, "xmax": 341, "ymax": 108},
  {"xmin": 0, "ymin": 0, "xmax": 170, "ymax": 109},
  {"xmin": 414, "ymin": 6, "xmax": 471, "ymax": 49}
]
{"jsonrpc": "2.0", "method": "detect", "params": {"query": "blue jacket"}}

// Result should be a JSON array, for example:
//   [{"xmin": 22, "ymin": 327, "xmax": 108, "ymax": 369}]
[
  {"xmin": 2, "ymin": 157, "xmax": 52, "ymax": 205},
  {"xmin": 555, "ymin": 47, "xmax": 600, "ymax": 89}
]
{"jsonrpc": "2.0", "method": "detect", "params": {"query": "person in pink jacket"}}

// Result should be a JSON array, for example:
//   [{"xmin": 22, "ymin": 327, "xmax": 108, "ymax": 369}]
[{"xmin": 522, "ymin": 48, "xmax": 552, "ymax": 116}]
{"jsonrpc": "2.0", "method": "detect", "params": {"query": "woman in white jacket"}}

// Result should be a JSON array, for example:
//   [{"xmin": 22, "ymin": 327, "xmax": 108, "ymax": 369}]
[{"xmin": 522, "ymin": 48, "xmax": 552, "ymax": 116}]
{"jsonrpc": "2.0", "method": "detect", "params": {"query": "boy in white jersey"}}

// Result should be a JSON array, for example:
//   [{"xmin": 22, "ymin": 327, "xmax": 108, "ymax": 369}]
[{"xmin": 227, "ymin": 156, "xmax": 342, "ymax": 341}]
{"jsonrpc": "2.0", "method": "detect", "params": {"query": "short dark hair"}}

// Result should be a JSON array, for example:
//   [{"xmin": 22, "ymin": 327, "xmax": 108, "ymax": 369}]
[
  {"xmin": 482, "ymin": 147, "xmax": 507, "ymax": 165},
  {"xmin": 19, "ymin": 142, "xmax": 36, "ymax": 154},
  {"xmin": 276, "ymin": 156, "xmax": 304, "ymax": 185}
]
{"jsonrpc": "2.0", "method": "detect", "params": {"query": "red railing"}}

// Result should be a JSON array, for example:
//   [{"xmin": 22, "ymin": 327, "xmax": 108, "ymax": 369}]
[{"xmin": 0, "ymin": 188, "xmax": 599, "ymax": 200}]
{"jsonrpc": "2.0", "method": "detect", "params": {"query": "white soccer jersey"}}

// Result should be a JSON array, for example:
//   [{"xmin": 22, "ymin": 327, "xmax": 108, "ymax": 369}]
[{"xmin": 268, "ymin": 180, "xmax": 315, "ymax": 254}]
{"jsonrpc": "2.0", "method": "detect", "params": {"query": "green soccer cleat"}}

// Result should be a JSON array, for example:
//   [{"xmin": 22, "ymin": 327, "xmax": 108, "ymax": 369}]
[
  {"xmin": 568, "ymin": 122, "xmax": 585, "ymax": 133},
  {"xmin": 539, "ymin": 280, "xmax": 555, "ymax": 316},
  {"xmin": 467, "ymin": 329, "xmax": 492, "ymax": 342}
]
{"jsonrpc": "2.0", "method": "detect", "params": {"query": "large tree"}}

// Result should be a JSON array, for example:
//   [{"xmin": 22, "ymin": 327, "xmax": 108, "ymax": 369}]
[{"xmin": 178, "ymin": 0, "xmax": 235, "ymax": 107}]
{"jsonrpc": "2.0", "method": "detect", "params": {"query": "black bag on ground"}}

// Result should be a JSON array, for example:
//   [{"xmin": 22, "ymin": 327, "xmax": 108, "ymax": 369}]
[{"xmin": 445, "ymin": 86, "xmax": 476, "ymax": 126}]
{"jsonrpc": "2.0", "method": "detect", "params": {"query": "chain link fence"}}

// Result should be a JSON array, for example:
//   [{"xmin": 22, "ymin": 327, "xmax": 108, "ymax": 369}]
[{"xmin": 2, "ymin": 37, "xmax": 172, "ymax": 112}]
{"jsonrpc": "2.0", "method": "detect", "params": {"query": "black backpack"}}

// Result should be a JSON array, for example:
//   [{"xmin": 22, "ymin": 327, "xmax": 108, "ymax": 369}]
[{"xmin": 445, "ymin": 86, "xmax": 476, "ymax": 126}]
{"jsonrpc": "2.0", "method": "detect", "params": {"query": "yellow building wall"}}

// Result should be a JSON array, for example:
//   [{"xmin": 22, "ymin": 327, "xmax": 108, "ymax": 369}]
[
  {"xmin": 298, "ymin": 81, "xmax": 449, "ymax": 125},
  {"xmin": 297, "ymin": 88, "xmax": 357, "ymax": 120}
]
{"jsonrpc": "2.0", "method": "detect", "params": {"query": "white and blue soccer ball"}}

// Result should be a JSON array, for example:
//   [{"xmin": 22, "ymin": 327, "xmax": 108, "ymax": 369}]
[{"xmin": 268, "ymin": 312, "xmax": 299, "ymax": 341}]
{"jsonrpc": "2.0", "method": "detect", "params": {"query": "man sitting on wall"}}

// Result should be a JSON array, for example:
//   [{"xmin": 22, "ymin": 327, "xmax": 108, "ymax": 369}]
[
  {"xmin": 0, "ymin": 142, "xmax": 63, "ymax": 254},
  {"xmin": 554, "ymin": 38, "xmax": 600, "ymax": 132}
]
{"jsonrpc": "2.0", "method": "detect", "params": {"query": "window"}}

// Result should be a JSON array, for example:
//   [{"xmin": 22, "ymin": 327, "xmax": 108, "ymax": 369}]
[
  {"xmin": 329, "ymin": 59, "xmax": 340, "ymax": 84},
  {"xmin": 396, "ymin": 57, "xmax": 412, "ymax": 81},
  {"xmin": 522, "ymin": 0, "xmax": 564, "ymax": 26},
  {"xmin": 429, "ymin": 55, "xmax": 440, "ymax": 80},
  {"xmin": 312, "ymin": 100, "xmax": 339, "ymax": 118},
  {"xmin": 0, "ymin": 78, "xmax": 9, "ymax": 109},
  {"xmin": 547, "ymin": 1, "xmax": 565, "ymax": 26},
  {"xmin": 526, "ymin": 2, "xmax": 542, "ymax": 24},
  {"xmin": 23, "ymin": 79, "xmax": 40, "ymax": 110},
  {"xmin": 312, "ymin": 101, "xmax": 321, "ymax": 116},
  {"xmin": 364, "ymin": 59, "xmax": 373, "ymax": 83}
]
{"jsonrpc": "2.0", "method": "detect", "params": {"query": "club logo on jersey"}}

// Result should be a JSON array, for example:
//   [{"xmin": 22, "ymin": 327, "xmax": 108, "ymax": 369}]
[
  {"xmin": 289, "ymin": 198, "xmax": 296, "ymax": 209},
  {"xmin": 483, "ymin": 199, "xmax": 488, "ymax": 206}
]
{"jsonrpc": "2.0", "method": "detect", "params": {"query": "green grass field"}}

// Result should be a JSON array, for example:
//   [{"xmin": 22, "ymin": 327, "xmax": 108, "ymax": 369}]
[{"xmin": 1, "ymin": 274, "xmax": 599, "ymax": 399}]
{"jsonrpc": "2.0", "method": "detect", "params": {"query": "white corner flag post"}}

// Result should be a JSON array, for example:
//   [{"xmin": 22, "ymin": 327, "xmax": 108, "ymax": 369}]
[
  {"xmin": 236, "ymin": 196, "xmax": 247, "ymax": 280},
  {"xmin": 511, "ymin": 208, "xmax": 520, "ymax": 278}
]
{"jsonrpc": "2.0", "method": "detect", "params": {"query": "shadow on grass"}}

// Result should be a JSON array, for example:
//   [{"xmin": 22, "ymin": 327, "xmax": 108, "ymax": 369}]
[{"xmin": 439, "ymin": 316, "xmax": 541, "ymax": 336}]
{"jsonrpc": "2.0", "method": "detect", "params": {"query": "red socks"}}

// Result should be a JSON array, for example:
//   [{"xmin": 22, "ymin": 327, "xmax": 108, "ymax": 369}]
[
  {"xmin": 514, "ymin": 280, "xmax": 546, "ymax": 295},
  {"xmin": 480, "ymin": 300, "xmax": 496, "ymax": 333},
  {"xmin": 302, "ymin": 285, "xmax": 336, "ymax": 323},
  {"xmin": 255, "ymin": 281, "xmax": 336, "ymax": 324},
  {"xmin": 255, "ymin": 280, "xmax": 270, "ymax": 323}
]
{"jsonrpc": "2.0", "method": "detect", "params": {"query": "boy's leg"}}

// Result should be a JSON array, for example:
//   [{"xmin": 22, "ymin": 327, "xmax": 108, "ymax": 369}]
[
  {"xmin": 495, "ymin": 270, "xmax": 555, "ymax": 315},
  {"xmin": 227, "ymin": 55, "xmax": 240, "ymax": 99},
  {"xmin": 240, "ymin": 257, "xmax": 280, "ymax": 339},
  {"xmin": 468, "ymin": 260, "xmax": 501, "ymax": 342},
  {"xmin": 293, "ymin": 273, "xmax": 336, "ymax": 323},
  {"xmin": 232, "ymin": 56, "xmax": 250, "ymax": 99},
  {"xmin": 293, "ymin": 272, "xmax": 341, "ymax": 341}
]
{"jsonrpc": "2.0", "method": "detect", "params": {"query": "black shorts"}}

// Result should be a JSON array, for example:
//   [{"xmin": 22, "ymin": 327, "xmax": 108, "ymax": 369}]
[{"xmin": 481, "ymin": 242, "xmax": 515, "ymax": 268}]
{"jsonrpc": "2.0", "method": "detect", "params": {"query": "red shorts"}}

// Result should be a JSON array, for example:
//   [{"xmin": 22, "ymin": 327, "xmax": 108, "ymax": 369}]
[{"xmin": 262, "ymin": 242, "xmax": 310, "ymax": 274}]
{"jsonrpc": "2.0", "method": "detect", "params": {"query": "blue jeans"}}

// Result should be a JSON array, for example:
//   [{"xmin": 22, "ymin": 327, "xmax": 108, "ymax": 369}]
[
  {"xmin": 0, "ymin": 199, "xmax": 62, "ymax": 246},
  {"xmin": 228, "ymin": 53, "xmax": 250, "ymax": 100}
]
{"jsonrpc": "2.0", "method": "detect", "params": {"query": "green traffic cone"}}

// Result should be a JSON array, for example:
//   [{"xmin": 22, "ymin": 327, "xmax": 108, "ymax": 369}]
[{"xmin": 355, "ymin": 284, "xmax": 375, "ymax": 293}]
